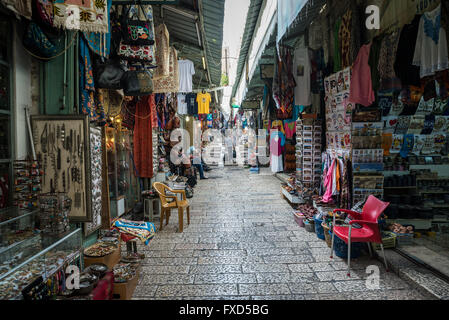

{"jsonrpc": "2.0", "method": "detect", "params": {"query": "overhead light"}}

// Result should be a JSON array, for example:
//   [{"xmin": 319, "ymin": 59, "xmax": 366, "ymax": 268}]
[
  {"xmin": 186, "ymin": 116, "xmax": 190, "ymax": 122},
  {"xmin": 202, "ymin": 56, "xmax": 206, "ymax": 70}
]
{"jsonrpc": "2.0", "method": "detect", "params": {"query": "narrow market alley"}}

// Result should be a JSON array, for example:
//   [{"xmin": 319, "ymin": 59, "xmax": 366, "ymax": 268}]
[{"xmin": 132, "ymin": 167, "xmax": 426, "ymax": 300}]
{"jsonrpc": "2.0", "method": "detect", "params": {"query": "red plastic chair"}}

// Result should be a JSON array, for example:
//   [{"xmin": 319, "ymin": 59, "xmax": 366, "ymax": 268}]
[{"xmin": 330, "ymin": 195, "xmax": 390, "ymax": 276}]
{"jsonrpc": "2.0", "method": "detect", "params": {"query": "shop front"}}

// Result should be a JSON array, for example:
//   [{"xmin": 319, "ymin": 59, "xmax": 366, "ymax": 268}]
[
  {"xmin": 238, "ymin": 0, "xmax": 449, "ymax": 281},
  {"xmin": 0, "ymin": 0, "xmax": 225, "ymax": 300}
]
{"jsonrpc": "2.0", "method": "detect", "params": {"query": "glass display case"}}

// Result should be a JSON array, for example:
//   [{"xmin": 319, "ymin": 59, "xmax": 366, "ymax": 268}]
[
  {"xmin": 106, "ymin": 127, "xmax": 139, "ymax": 219},
  {"xmin": 0, "ymin": 207, "xmax": 82, "ymax": 300}
]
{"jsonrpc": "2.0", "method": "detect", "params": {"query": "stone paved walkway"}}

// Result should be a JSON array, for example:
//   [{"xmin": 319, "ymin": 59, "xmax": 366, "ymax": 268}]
[{"xmin": 133, "ymin": 167, "xmax": 427, "ymax": 300}]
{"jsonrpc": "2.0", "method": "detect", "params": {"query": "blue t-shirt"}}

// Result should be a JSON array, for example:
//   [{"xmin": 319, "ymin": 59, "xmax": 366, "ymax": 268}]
[{"xmin": 186, "ymin": 93, "xmax": 198, "ymax": 115}]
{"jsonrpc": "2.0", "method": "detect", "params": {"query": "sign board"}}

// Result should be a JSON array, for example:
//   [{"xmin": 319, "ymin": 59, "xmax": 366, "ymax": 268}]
[
  {"xmin": 112, "ymin": 0, "xmax": 179, "ymax": 5},
  {"xmin": 260, "ymin": 64, "xmax": 274, "ymax": 80},
  {"xmin": 241, "ymin": 101, "xmax": 260, "ymax": 110}
]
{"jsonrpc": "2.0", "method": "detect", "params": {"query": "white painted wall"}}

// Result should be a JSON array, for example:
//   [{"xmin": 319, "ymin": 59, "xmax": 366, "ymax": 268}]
[{"xmin": 12, "ymin": 22, "xmax": 35, "ymax": 160}]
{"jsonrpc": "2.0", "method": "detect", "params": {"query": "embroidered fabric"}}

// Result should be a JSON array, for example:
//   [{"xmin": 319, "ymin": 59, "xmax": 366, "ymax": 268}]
[{"xmin": 413, "ymin": 4, "xmax": 449, "ymax": 78}]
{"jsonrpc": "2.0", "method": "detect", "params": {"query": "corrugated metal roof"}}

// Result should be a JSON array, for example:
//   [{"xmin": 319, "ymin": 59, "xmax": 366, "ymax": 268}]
[
  {"xmin": 232, "ymin": 0, "xmax": 327, "ymax": 103},
  {"xmin": 230, "ymin": 0, "xmax": 264, "ymax": 100},
  {"xmin": 151, "ymin": 0, "xmax": 224, "ymax": 97}
]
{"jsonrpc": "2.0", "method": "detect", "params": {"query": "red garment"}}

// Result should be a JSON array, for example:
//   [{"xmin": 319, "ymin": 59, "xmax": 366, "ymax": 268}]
[
  {"xmin": 149, "ymin": 94, "xmax": 158, "ymax": 129},
  {"xmin": 134, "ymin": 98, "xmax": 153, "ymax": 178},
  {"xmin": 349, "ymin": 43, "xmax": 375, "ymax": 107}
]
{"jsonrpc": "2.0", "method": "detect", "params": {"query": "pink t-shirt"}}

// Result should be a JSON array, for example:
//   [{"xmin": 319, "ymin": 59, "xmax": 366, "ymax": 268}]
[{"xmin": 349, "ymin": 44, "xmax": 375, "ymax": 107}]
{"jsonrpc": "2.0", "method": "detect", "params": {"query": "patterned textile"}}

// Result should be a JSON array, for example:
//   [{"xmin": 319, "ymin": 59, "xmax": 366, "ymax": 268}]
[
  {"xmin": 149, "ymin": 94, "xmax": 158, "ymax": 128},
  {"xmin": 79, "ymin": 36, "xmax": 106, "ymax": 124},
  {"xmin": 272, "ymin": 47, "xmax": 295, "ymax": 113},
  {"xmin": 112, "ymin": 219, "xmax": 156, "ymax": 245},
  {"xmin": 339, "ymin": 10, "xmax": 352, "ymax": 69},
  {"xmin": 378, "ymin": 28, "xmax": 401, "ymax": 80},
  {"xmin": 83, "ymin": 0, "xmax": 112, "ymax": 57},
  {"xmin": 153, "ymin": 24, "xmax": 170, "ymax": 80},
  {"xmin": 35, "ymin": 0, "xmax": 54, "ymax": 26},
  {"xmin": 121, "ymin": 97, "xmax": 137, "ymax": 130},
  {"xmin": 0, "ymin": 0, "xmax": 32, "ymax": 19},
  {"xmin": 53, "ymin": 0, "xmax": 110, "ymax": 33},
  {"xmin": 153, "ymin": 47, "xmax": 179, "ymax": 93},
  {"xmin": 134, "ymin": 97, "xmax": 154, "ymax": 178}
]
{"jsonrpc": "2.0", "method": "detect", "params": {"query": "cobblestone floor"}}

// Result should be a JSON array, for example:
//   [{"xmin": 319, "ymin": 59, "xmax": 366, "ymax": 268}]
[{"xmin": 133, "ymin": 167, "xmax": 427, "ymax": 300}]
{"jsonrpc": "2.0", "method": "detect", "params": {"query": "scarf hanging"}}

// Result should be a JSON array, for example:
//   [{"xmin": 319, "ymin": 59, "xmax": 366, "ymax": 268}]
[
  {"xmin": 79, "ymin": 36, "xmax": 106, "ymax": 124},
  {"xmin": 134, "ymin": 98, "xmax": 154, "ymax": 178},
  {"xmin": 53, "ymin": 0, "xmax": 110, "ymax": 33}
]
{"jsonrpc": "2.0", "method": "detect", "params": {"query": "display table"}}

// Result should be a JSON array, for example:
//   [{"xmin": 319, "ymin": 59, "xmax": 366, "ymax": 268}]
[
  {"xmin": 112, "ymin": 264, "xmax": 141, "ymax": 300},
  {"xmin": 84, "ymin": 242, "xmax": 121, "ymax": 270}
]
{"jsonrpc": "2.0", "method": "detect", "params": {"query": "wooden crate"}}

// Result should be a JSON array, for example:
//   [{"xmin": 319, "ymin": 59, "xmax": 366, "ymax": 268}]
[
  {"xmin": 112, "ymin": 266, "xmax": 140, "ymax": 300},
  {"xmin": 84, "ymin": 243, "xmax": 121, "ymax": 270}
]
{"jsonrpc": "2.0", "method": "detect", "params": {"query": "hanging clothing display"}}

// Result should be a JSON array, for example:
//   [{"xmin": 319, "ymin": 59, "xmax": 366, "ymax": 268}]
[
  {"xmin": 197, "ymin": 92, "xmax": 211, "ymax": 115},
  {"xmin": 270, "ymin": 131, "xmax": 285, "ymax": 173},
  {"xmin": 153, "ymin": 47, "xmax": 179, "ymax": 93},
  {"xmin": 186, "ymin": 93, "xmax": 198, "ymax": 115},
  {"xmin": 153, "ymin": 24, "xmax": 170, "ymax": 79},
  {"xmin": 413, "ymin": 4, "xmax": 449, "ymax": 78},
  {"xmin": 53, "ymin": 0, "xmax": 110, "ymax": 33},
  {"xmin": 349, "ymin": 43, "xmax": 375, "ymax": 107},
  {"xmin": 134, "ymin": 97, "xmax": 153, "ymax": 178},
  {"xmin": 378, "ymin": 28, "xmax": 401, "ymax": 81},
  {"xmin": 293, "ymin": 43, "xmax": 312, "ymax": 106},
  {"xmin": 178, "ymin": 59, "xmax": 195, "ymax": 93},
  {"xmin": 284, "ymin": 120, "xmax": 296, "ymax": 139},
  {"xmin": 394, "ymin": 15, "xmax": 422, "ymax": 86},
  {"xmin": 177, "ymin": 93, "xmax": 188, "ymax": 115},
  {"xmin": 273, "ymin": 47, "xmax": 296, "ymax": 112}
]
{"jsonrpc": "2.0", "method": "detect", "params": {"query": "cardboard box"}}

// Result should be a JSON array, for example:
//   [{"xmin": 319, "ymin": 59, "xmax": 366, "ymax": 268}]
[
  {"xmin": 84, "ymin": 243, "xmax": 121, "ymax": 270},
  {"xmin": 112, "ymin": 266, "xmax": 140, "ymax": 300}
]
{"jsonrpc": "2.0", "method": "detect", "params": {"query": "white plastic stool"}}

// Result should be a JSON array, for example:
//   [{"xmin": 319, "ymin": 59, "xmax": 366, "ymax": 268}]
[{"xmin": 144, "ymin": 198, "xmax": 161, "ymax": 221}]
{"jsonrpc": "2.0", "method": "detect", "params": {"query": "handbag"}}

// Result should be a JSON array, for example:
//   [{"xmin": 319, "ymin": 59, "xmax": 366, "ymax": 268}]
[
  {"xmin": 121, "ymin": 69, "xmax": 153, "ymax": 96},
  {"xmin": 118, "ymin": 5, "xmax": 156, "ymax": 63},
  {"xmin": 22, "ymin": 22, "xmax": 59, "ymax": 59},
  {"xmin": 121, "ymin": 5, "xmax": 155, "ymax": 45},
  {"xmin": 94, "ymin": 58, "xmax": 125, "ymax": 90}
]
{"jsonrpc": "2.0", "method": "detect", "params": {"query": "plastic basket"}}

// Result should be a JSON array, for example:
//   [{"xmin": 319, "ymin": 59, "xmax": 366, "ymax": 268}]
[
  {"xmin": 304, "ymin": 219, "xmax": 315, "ymax": 233},
  {"xmin": 372, "ymin": 231, "xmax": 396, "ymax": 250},
  {"xmin": 322, "ymin": 222, "xmax": 332, "ymax": 247},
  {"xmin": 293, "ymin": 212, "xmax": 305, "ymax": 227},
  {"xmin": 329, "ymin": 230, "xmax": 363, "ymax": 259},
  {"xmin": 314, "ymin": 217, "xmax": 325, "ymax": 240}
]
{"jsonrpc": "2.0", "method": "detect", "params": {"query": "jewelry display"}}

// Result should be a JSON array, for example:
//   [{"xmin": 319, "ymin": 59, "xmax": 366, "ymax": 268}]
[
  {"xmin": 31, "ymin": 115, "xmax": 92, "ymax": 222},
  {"xmin": 38, "ymin": 193, "xmax": 71, "ymax": 236},
  {"xmin": 13, "ymin": 160, "xmax": 43, "ymax": 210},
  {"xmin": 84, "ymin": 127, "xmax": 103, "ymax": 236}
]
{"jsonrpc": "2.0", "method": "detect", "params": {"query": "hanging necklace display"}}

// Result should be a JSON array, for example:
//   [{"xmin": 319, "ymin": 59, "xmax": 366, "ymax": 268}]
[{"xmin": 31, "ymin": 115, "xmax": 92, "ymax": 222}]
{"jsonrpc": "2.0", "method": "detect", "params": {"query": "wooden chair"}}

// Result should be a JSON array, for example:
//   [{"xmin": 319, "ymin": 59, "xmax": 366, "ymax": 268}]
[{"xmin": 153, "ymin": 182, "xmax": 190, "ymax": 233}]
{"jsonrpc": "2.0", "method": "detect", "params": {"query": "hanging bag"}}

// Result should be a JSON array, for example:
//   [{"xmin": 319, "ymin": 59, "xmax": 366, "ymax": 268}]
[
  {"xmin": 94, "ymin": 57, "xmax": 125, "ymax": 90},
  {"xmin": 121, "ymin": 66, "xmax": 154, "ymax": 96},
  {"xmin": 118, "ymin": 4, "xmax": 156, "ymax": 64},
  {"xmin": 121, "ymin": 3, "xmax": 155, "ymax": 46}
]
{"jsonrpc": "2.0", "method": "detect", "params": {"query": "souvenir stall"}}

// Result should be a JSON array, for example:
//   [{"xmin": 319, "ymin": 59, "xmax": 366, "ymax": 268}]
[{"xmin": 279, "ymin": 0, "xmax": 449, "ymax": 270}]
